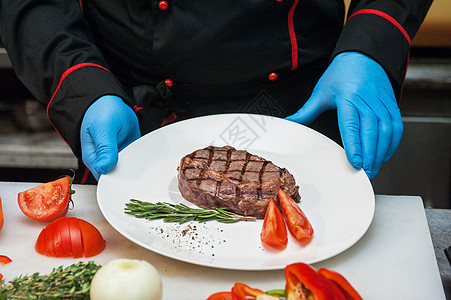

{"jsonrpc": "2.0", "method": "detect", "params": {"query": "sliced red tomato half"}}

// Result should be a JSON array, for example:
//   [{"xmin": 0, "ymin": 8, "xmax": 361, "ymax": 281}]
[
  {"xmin": 260, "ymin": 197, "xmax": 288, "ymax": 250},
  {"xmin": 35, "ymin": 217, "xmax": 105, "ymax": 258},
  {"xmin": 278, "ymin": 188, "xmax": 314, "ymax": 242},
  {"xmin": 18, "ymin": 176, "xmax": 73, "ymax": 222}
]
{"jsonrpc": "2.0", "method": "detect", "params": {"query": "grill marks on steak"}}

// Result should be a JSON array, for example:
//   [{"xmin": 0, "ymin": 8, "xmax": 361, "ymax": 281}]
[{"xmin": 177, "ymin": 146, "xmax": 300, "ymax": 219}]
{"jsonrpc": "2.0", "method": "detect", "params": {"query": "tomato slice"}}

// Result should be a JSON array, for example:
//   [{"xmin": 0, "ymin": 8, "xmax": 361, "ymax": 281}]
[
  {"xmin": 35, "ymin": 228, "xmax": 47, "ymax": 255},
  {"xmin": 44, "ymin": 227, "xmax": 56, "ymax": 257},
  {"xmin": 260, "ymin": 197, "xmax": 287, "ymax": 250},
  {"xmin": 51, "ymin": 219, "xmax": 64, "ymax": 257},
  {"xmin": 78, "ymin": 219, "xmax": 106, "ymax": 257},
  {"xmin": 278, "ymin": 188, "xmax": 314, "ymax": 242},
  {"xmin": 59, "ymin": 218, "xmax": 73, "ymax": 257},
  {"xmin": 18, "ymin": 176, "xmax": 72, "ymax": 222},
  {"xmin": 68, "ymin": 218, "xmax": 83, "ymax": 258}
]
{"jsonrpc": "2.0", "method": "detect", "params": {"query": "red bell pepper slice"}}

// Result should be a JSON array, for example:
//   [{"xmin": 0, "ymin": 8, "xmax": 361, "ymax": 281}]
[
  {"xmin": 231, "ymin": 283, "xmax": 267, "ymax": 300},
  {"xmin": 0, "ymin": 255, "xmax": 12, "ymax": 265},
  {"xmin": 261, "ymin": 197, "xmax": 288, "ymax": 250},
  {"xmin": 0, "ymin": 255, "xmax": 12, "ymax": 281},
  {"xmin": 319, "ymin": 268, "xmax": 363, "ymax": 300},
  {"xmin": 285, "ymin": 263, "xmax": 346, "ymax": 300}
]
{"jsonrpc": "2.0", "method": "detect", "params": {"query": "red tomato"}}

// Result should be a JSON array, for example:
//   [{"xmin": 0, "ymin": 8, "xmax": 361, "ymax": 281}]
[
  {"xmin": 18, "ymin": 176, "xmax": 73, "ymax": 222},
  {"xmin": 0, "ymin": 196, "xmax": 3, "ymax": 231},
  {"xmin": 260, "ymin": 197, "xmax": 288, "ymax": 250},
  {"xmin": 35, "ymin": 217, "xmax": 105, "ymax": 258},
  {"xmin": 278, "ymin": 188, "xmax": 314, "ymax": 242}
]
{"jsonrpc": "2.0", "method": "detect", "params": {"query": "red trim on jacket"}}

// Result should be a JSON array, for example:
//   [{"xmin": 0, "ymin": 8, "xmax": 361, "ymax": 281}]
[
  {"xmin": 46, "ymin": 63, "xmax": 110, "ymax": 151},
  {"xmin": 348, "ymin": 9, "xmax": 411, "ymax": 44},
  {"xmin": 47, "ymin": 63, "xmax": 110, "ymax": 117},
  {"xmin": 288, "ymin": 0, "xmax": 299, "ymax": 70}
]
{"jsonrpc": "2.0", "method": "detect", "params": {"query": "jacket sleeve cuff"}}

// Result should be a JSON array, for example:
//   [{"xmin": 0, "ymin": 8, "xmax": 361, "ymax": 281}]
[
  {"xmin": 46, "ymin": 63, "xmax": 133, "ymax": 159},
  {"xmin": 331, "ymin": 11, "xmax": 411, "ymax": 99}
]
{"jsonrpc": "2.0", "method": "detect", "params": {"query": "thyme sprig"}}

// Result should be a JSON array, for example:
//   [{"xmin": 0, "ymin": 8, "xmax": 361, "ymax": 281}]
[
  {"xmin": 125, "ymin": 199, "xmax": 256, "ymax": 224},
  {"xmin": 0, "ymin": 261, "xmax": 101, "ymax": 300}
]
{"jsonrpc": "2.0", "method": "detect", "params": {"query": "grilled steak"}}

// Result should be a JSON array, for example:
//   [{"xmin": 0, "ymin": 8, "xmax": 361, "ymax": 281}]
[{"xmin": 177, "ymin": 146, "xmax": 300, "ymax": 219}]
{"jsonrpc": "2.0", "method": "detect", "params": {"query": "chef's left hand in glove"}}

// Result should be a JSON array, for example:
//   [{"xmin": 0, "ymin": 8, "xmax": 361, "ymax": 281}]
[
  {"xmin": 80, "ymin": 95, "xmax": 141, "ymax": 180},
  {"xmin": 286, "ymin": 52, "xmax": 403, "ymax": 178}
]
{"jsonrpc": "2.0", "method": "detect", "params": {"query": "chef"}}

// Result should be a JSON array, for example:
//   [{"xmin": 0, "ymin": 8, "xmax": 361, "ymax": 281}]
[{"xmin": 0, "ymin": 0, "xmax": 432, "ymax": 182}]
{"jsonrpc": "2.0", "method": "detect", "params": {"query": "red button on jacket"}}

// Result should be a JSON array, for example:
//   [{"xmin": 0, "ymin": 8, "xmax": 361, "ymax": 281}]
[
  {"xmin": 159, "ymin": 1, "xmax": 168, "ymax": 10},
  {"xmin": 268, "ymin": 72, "xmax": 278, "ymax": 81}
]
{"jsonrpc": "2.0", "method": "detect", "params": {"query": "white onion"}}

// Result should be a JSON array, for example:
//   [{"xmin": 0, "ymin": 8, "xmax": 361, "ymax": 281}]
[{"xmin": 90, "ymin": 259, "xmax": 162, "ymax": 300}]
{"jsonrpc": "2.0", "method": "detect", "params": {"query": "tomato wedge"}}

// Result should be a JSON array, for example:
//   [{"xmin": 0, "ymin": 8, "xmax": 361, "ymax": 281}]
[
  {"xmin": 278, "ymin": 188, "xmax": 314, "ymax": 242},
  {"xmin": 260, "ymin": 197, "xmax": 288, "ymax": 250},
  {"xmin": 0, "ymin": 196, "xmax": 3, "ymax": 231},
  {"xmin": 35, "ymin": 217, "xmax": 105, "ymax": 258},
  {"xmin": 18, "ymin": 176, "xmax": 74, "ymax": 222}
]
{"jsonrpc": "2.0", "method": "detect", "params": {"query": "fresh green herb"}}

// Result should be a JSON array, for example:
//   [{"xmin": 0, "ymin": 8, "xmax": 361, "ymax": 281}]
[
  {"xmin": 0, "ymin": 261, "xmax": 101, "ymax": 300},
  {"xmin": 125, "ymin": 199, "xmax": 257, "ymax": 224}
]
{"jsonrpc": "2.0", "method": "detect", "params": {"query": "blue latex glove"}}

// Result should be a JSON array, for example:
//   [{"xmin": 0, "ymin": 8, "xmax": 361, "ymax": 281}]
[
  {"xmin": 80, "ymin": 95, "xmax": 141, "ymax": 180},
  {"xmin": 286, "ymin": 52, "xmax": 403, "ymax": 178}
]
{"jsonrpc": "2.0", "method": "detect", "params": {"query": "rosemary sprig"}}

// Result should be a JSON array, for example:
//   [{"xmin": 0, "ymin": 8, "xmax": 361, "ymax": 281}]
[
  {"xmin": 125, "ymin": 199, "xmax": 256, "ymax": 224},
  {"xmin": 0, "ymin": 261, "xmax": 101, "ymax": 299}
]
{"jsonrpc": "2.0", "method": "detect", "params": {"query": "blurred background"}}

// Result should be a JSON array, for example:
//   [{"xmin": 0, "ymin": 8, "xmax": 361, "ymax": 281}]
[{"xmin": 0, "ymin": 0, "xmax": 450, "ymax": 209}]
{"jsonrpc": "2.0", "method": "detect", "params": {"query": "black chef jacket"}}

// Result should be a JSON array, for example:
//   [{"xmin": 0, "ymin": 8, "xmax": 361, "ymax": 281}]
[{"xmin": 0, "ymin": 0, "xmax": 432, "ymax": 160}]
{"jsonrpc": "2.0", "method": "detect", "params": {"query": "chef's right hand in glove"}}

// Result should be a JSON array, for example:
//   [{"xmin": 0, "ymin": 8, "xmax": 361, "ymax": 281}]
[
  {"xmin": 286, "ymin": 52, "xmax": 403, "ymax": 178},
  {"xmin": 80, "ymin": 95, "xmax": 141, "ymax": 180}
]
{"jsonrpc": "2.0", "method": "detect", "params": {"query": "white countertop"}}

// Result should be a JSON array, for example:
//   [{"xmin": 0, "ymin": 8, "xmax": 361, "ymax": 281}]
[{"xmin": 0, "ymin": 182, "xmax": 446, "ymax": 299}]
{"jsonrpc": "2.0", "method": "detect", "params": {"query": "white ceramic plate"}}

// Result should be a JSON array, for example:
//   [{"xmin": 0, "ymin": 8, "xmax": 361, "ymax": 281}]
[{"xmin": 97, "ymin": 113, "xmax": 375, "ymax": 270}]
